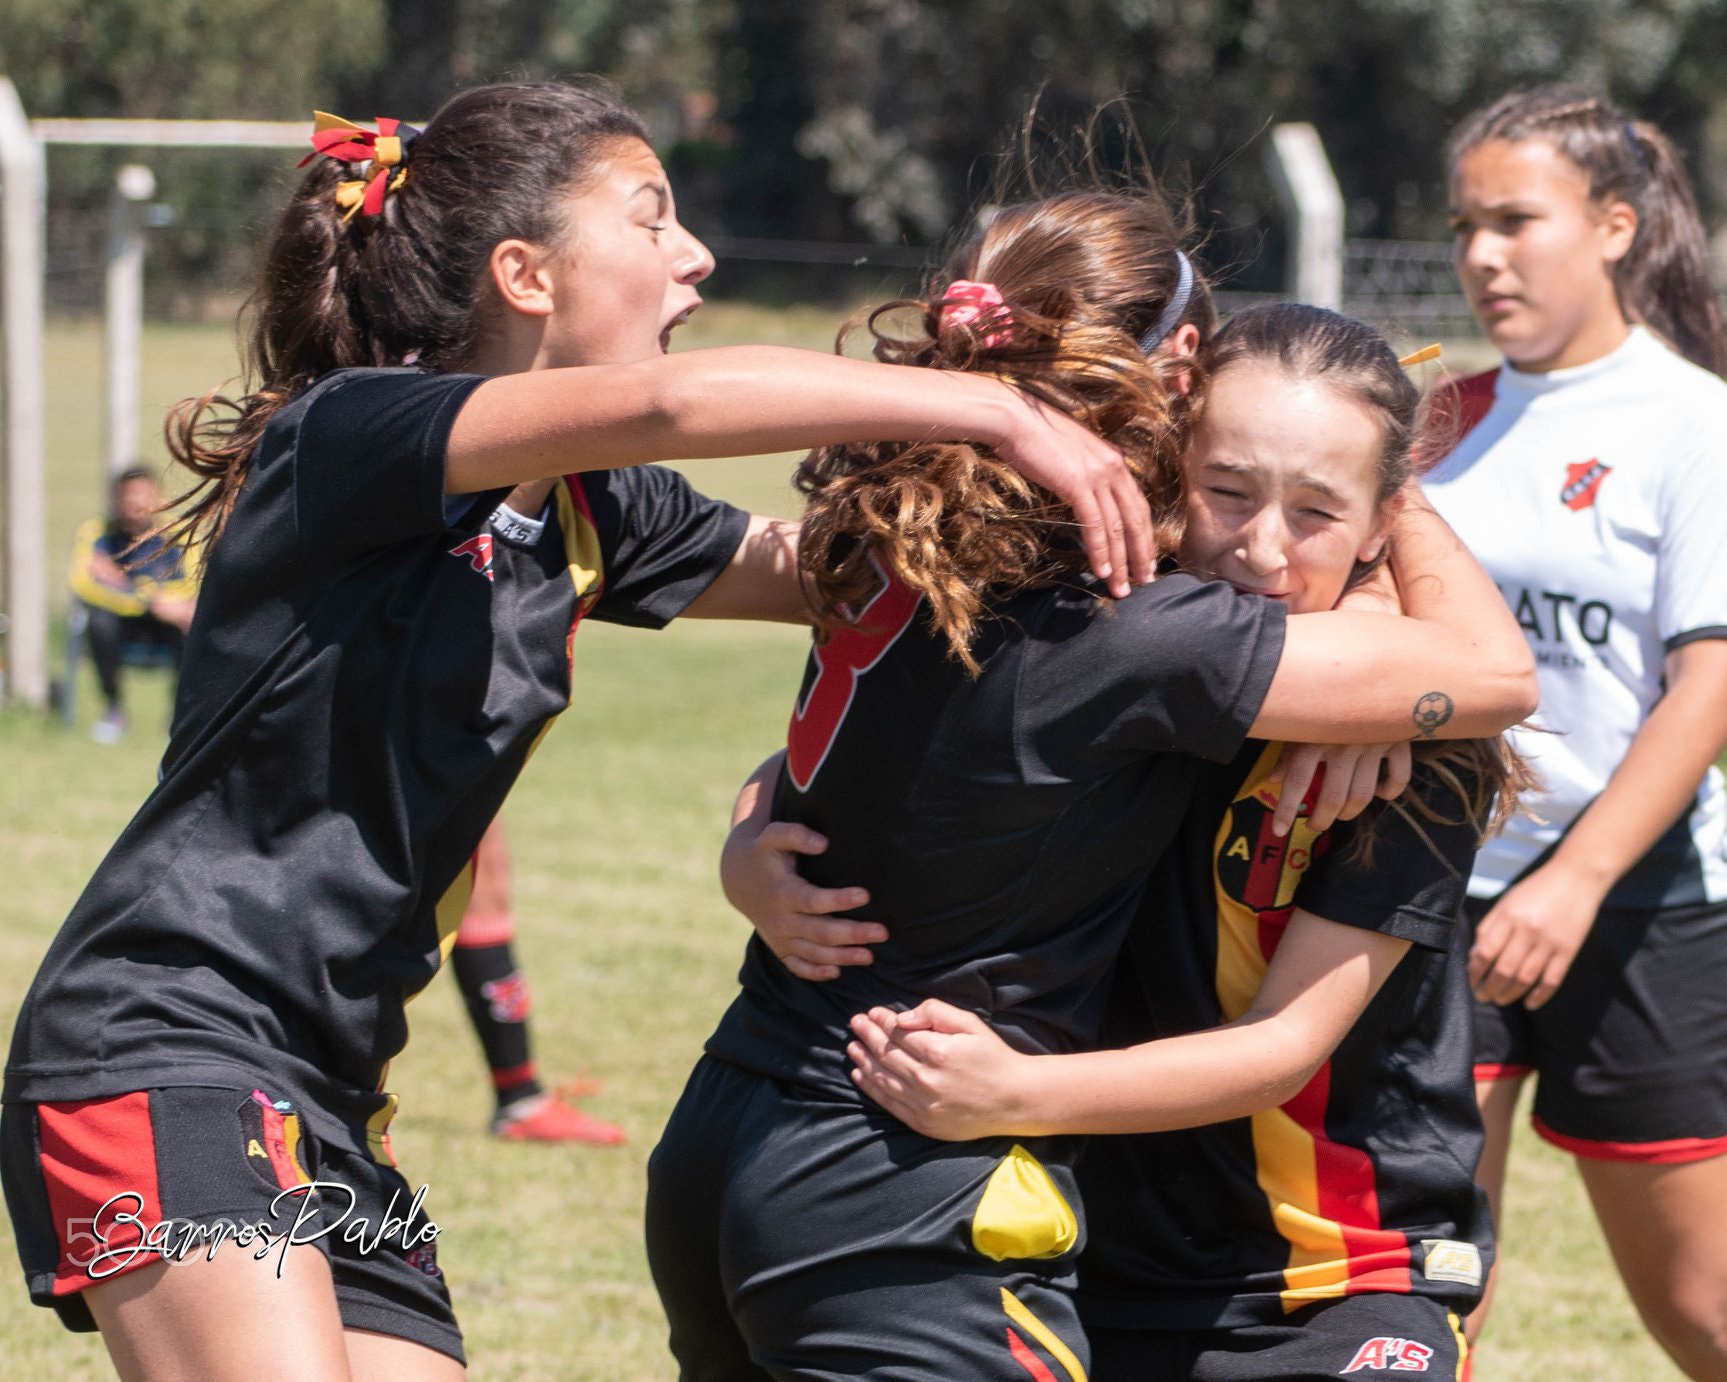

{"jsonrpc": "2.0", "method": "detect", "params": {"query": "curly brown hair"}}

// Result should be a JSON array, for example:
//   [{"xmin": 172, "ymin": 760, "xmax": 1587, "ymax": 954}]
[{"xmin": 796, "ymin": 188, "xmax": 1211, "ymax": 672}]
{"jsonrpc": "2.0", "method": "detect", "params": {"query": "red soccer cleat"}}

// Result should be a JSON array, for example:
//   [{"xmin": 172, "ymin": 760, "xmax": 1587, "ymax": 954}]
[{"xmin": 491, "ymin": 1093, "xmax": 626, "ymax": 1146}]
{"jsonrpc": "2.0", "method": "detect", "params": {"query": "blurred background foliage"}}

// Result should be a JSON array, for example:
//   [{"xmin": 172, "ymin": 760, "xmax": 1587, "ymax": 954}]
[{"xmin": 6, "ymin": 0, "xmax": 1727, "ymax": 309}]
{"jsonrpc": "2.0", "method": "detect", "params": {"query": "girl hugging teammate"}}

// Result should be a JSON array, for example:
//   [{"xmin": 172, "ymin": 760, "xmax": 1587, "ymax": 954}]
[
  {"xmin": 654, "ymin": 183, "xmax": 1535, "ymax": 1379},
  {"xmin": 833, "ymin": 304, "xmax": 1531, "ymax": 1380},
  {"xmin": 0, "ymin": 81, "xmax": 1153, "ymax": 1380},
  {"xmin": 739, "ymin": 86, "xmax": 1727, "ymax": 1378}
]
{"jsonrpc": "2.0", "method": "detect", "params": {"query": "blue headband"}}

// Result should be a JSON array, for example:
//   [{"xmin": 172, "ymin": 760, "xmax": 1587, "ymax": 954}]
[{"xmin": 1138, "ymin": 250, "xmax": 1194, "ymax": 354}]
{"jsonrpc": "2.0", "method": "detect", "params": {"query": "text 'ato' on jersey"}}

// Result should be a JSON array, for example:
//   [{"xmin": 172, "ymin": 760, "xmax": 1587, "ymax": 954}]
[{"xmin": 1425, "ymin": 328, "xmax": 1727, "ymax": 908}]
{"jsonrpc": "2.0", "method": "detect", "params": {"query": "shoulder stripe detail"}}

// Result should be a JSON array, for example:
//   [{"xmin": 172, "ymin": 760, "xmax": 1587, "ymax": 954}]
[
  {"xmin": 1449, "ymin": 369, "xmax": 1499, "ymax": 439},
  {"xmin": 557, "ymin": 474, "xmax": 606, "ymax": 645},
  {"xmin": 1421, "ymin": 368, "xmax": 1499, "ymax": 471}
]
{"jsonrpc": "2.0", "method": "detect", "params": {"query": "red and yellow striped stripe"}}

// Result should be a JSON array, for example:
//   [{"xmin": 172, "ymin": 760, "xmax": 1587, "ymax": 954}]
[
  {"xmin": 1000, "ymin": 1287, "xmax": 1087, "ymax": 1381},
  {"xmin": 1211, "ymin": 746, "xmax": 1412, "ymax": 1310}
]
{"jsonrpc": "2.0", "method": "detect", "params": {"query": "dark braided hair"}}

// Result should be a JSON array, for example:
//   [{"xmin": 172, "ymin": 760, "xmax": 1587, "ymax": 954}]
[{"xmin": 1448, "ymin": 85, "xmax": 1727, "ymax": 378}]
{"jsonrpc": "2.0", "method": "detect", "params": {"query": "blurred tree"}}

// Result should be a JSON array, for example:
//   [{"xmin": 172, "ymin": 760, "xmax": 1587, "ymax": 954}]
[
  {"xmin": 4, "ymin": 0, "xmax": 1723, "ymax": 310},
  {"xmin": 705, "ymin": 0, "xmax": 1726, "ymax": 292},
  {"xmin": 2, "ymin": 0, "xmax": 381, "ymax": 117},
  {"xmin": 353, "ymin": 0, "xmax": 614, "ymax": 115},
  {"xmin": 4, "ymin": 0, "xmax": 388, "ymax": 319}
]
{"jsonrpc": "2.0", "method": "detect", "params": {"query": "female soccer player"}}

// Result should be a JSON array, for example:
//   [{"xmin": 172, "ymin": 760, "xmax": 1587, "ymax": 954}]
[
  {"xmin": 646, "ymin": 191, "xmax": 1536, "ymax": 1380},
  {"xmin": 830, "ymin": 304, "xmax": 1524, "ymax": 1380},
  {"xmin": 1428, "ymin": 86, "xmax": 1727, "ymax": 1378},
  {"xmin": 0, "ymin": 82, "xmax": 1150, "ymax": 1380}
]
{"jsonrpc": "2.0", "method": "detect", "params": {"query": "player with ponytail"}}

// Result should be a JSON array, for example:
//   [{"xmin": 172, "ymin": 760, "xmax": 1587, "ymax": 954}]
[
  {"xmin": 1429, "ymin": 84, "xmax": 1727, "ymax": 1378},
  {"xmin": 649, "ymin": 184, "xmax": 1536, "ymax": 1378},
  {"xmin": 0, "ymin": 80, "xmax": 1155, "ymax": 1379}
]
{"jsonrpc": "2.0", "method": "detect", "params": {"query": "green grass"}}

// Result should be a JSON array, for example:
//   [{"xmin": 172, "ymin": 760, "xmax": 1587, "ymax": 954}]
[{"xmin": 0, "ymin": 313, "xmax": 1688, "ymax": 1378}]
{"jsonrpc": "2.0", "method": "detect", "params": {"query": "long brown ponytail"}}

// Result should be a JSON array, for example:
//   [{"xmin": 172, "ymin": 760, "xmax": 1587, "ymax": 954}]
[
  {"xmin": 796, "ymin": 189, "xmax": 1207, "ymax": 672},
  {"xmin": 167, "ymin": 80, "xmax": 649, "ymax": 551},
  {"xmin": 1446, "ymin": 85, "xmax": 1727, "ymax": 378}
]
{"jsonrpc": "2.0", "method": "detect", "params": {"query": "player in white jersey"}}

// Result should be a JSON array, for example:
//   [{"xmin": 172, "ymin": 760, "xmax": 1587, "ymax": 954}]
[{"xmin": 1426, "ymin": 85, "xmax": 1727, "ymax": 1379}]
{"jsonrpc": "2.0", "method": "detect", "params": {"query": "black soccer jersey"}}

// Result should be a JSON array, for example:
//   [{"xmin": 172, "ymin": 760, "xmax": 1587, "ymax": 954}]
[
  {"xmin": 1076, "ymin": 745, "xmax": 1492, "ymax": 1329},
  {"xmin": 5, "ymin": 368, "xmax": 746, "ymax": 1150},
  {"xmin": 705, "ymin": 567, "xmax": 1286, "ymax": 1096}
]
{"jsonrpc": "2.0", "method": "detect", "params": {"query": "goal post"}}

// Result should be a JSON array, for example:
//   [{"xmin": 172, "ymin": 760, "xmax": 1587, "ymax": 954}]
[
  {"xmin": 0, "ymin": 78, "xmax": 47, "ymax": 708},
  {"xmin": 0, "ymin": 100, "xmax": 307, "ymax": 709},
  {"xmin": 1265, "ymin": 122, "xmax": 1345, "ymax": 311}
]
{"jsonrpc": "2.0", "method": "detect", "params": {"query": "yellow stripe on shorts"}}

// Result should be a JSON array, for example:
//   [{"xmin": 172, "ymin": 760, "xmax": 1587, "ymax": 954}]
[{"xmin": 999, "ymin": 1286, "xmax": 1087, "ymax": 1382}]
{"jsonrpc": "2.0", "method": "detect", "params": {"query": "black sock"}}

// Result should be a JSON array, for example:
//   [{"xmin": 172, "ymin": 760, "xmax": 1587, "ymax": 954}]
[{"xmin": 451, "ymin": 938, "xmax": 542, "ymax": 1111}]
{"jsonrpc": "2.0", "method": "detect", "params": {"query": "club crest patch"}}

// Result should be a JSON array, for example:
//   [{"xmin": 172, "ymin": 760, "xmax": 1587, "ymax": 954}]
[
  {"xmin": 1560, "ymin": 459, "xmax": 1610, "ymax": 511},
  {"xmin": 1420, "ymin": 1238, "xmax": 1483, "ymax": 1286}
]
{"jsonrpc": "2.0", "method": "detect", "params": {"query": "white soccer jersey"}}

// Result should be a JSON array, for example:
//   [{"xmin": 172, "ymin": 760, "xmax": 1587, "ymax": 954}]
[{"xmin": 1425, "ymin": 328, "xmax": 1727, "ymax": 906}]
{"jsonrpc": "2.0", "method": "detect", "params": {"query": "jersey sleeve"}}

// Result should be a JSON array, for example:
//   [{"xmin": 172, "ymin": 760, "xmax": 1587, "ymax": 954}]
[
  {"xmin": 577, "ymin": 465, "xmax": 750, "ymax": 628},
  {"xmin": 1021, "ymin": 574, "xmax": 1286, "ymax": 772},
  {"xmin": 292, "ymin": 369, "xmax": 491, "ymax": 556},
  {"xmin": 1654, "ymin": 419, "xmax": 1727, "ymax": 652},
  {"xmin": 1296, "ymin": 759, "xmax": 1482, "ymax": 951}
]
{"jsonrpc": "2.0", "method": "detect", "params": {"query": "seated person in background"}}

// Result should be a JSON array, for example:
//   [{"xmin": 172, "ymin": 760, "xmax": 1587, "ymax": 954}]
[{"xmin": 68, "ymin": 465, "xmax": 197, "ymax": 742}]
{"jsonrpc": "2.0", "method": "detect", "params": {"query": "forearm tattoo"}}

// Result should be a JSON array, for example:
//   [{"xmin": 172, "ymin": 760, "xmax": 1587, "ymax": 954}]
[{"xmin": 1411, "ymin": 691, "xmax": 1455, "ymax": 738}]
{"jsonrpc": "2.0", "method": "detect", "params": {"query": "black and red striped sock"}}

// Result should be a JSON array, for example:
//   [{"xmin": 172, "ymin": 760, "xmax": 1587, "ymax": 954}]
[{"xmin": 451, "ymin": 926, "xmax": 543, "ymax": 1112}]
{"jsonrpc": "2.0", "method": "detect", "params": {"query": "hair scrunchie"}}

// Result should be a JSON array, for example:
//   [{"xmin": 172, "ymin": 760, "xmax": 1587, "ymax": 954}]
[
  {"xmin": 938, "ymin": 280, "xmax": 1014, "ymax": 349},
  {"xmin": 299, "ymin": 111, "xmax": 422, "ymax": 222}
]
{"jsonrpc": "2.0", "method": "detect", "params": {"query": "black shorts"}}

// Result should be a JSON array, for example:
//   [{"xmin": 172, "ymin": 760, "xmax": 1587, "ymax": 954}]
[
  {"xmin": 1089, "ymin": 1294, "xmax": 1466, "ymax": 1381},
  {"xmin": 646, "ymin": 1054, "xmax": 1089, "ymax": 1381},
  {"xmin": 0, "ymin": 1085, "xmax": 462, "ymax": 1363},
  {"xmin": 1466, "ymin": 895, "xmax": 1727, "ymax": 1162}
]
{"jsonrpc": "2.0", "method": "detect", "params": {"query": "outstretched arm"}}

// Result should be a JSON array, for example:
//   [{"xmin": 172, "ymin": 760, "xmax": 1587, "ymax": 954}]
[
  {"xmin": 446, "ymin": 346, "xmax": 1153, "ymax": 597},
  {"xmin": 846, "ymin": 911, "xmax": 1409, "ymax": 1141},
  {"xmin": 681, "ymin": 517, "xmax": 810, "ymax": 624}
]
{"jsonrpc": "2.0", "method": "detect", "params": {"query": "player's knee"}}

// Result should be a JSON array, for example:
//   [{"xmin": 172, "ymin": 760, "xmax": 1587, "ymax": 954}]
[{"xmin": 1637, "ymin": 1282, "xmax": 1727, "ymax": 1376}]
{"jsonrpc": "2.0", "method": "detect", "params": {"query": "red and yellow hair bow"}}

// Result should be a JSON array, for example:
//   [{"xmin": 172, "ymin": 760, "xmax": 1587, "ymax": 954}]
[{"xmin": 299, "ymin": 111, "xmax": 419, "ymax": 221}]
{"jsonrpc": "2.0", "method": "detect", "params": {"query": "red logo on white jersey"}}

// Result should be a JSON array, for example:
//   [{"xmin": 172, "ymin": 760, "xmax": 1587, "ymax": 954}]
[
  {"xmin": 1341, "ymin": 1336, "xmax": 1434, "ymax": 1373},
  {"xmin": 1560, "ymin": 459, "xmax": 1610, "ymax": 511},
  {"xmin": 449, "ymin": 533, "xmax": 496, "ymax": 581}
]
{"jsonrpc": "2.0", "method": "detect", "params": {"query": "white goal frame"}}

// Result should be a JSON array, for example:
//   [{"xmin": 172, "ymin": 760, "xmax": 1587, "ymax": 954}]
[{"xmin": 0, "ymin": 85, "xmax": 304, "ymax": 707}]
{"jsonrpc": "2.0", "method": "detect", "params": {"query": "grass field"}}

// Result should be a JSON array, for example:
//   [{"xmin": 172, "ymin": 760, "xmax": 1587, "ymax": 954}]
[{"xmin": 0, "ymin": 310, "xmax": 1685, "ymax": 1378}]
